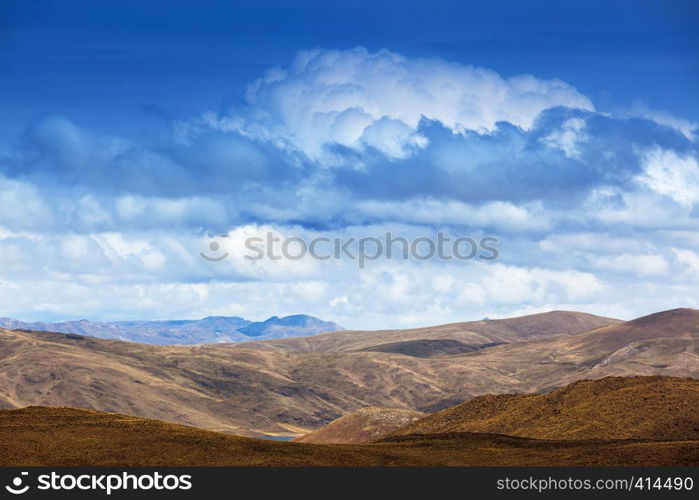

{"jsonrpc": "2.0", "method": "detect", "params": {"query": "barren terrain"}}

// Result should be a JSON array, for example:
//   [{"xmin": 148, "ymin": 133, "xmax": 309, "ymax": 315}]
[
  {"xmin": 2, "ymin": 376, "xmax": 697, "ymax": 466},
  {"xmin": 0, "ymin": 309, "xmax": 696, "ymax": 436}
]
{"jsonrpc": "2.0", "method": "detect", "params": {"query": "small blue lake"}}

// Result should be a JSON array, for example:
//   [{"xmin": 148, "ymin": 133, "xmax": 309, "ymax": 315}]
[{"xmin": 258, "ymin": 435, "xmax": 296, "ymax": 441}]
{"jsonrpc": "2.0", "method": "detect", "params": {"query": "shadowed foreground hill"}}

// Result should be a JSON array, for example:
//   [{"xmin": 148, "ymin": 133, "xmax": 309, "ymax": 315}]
[
  {"xmin": 0, "ymin": 407, "xmax": 378, "ymax": 466},
  {"xmin": 389, "ymin": 376, "xmax": 699, "ymax": 441},
  {"xmin": 1, "ymin": 406, "xmax": 697, "ymax": 466},
  {"xmin": 294, "ymin": 407, "xmax": 425, "ymax": 444}
]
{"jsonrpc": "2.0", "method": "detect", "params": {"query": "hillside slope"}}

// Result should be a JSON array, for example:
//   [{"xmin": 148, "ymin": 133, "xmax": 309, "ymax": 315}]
[
  {"xmin": 1, "ymin": 406, "xmax": 697, "ymax": 466},
  {"xmin": 246, "ymin": 310, "xmax": 621, "ymax": 353},
  {"xmin": 0, "ymin": 407, "xmax": 370, "ymax": 466},
  {"xmin": 390, "ymin": 376, "xmax": 699, "ymax": 441},
  {"xmin": 294, "ymin": 407, "xmax": 425, "ymax": 443}
]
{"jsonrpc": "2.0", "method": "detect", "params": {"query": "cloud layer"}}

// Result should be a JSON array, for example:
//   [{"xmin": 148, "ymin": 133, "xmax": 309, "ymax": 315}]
[{"xmin": 0, "ymin": 47, "xmax": 697, "ymax": 327}]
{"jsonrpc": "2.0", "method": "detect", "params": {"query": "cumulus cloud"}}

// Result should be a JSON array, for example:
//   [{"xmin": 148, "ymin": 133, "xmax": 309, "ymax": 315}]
[
  {"xmin": 636, "ymin": 148, "xmax": 699, "ymax": 207},
  {"xmin": 228, "ymin": 47, "xmax": 594, "ymax": 159}
]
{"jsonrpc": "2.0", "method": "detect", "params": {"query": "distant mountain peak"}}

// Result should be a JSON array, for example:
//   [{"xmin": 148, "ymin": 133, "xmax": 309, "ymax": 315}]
[
  {"xmin": 0, "ymin": 314, "xmax": 344, "ymax": 345},
  {"xmin": 238, "ymin": 315, "xmax": 344, "ymax": 338}
]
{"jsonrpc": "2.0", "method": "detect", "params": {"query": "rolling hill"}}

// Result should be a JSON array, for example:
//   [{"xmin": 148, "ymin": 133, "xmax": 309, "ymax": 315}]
[
  {"xmin": 0, "ymin": 309, "xmax": 696, "ymax": 436},
  {"xmin": 294, "ymin": 407, "xmax": 425, "ymax": 444},
  {"xmin": 243, "ymin": 310, "xmax": 621, "ymax": 353},
  {"xmin": 2, "ymin": 376, "xmax": 698, "ymax": 466},
  {"xmin": 388, "ymin": 376, "xmax": 699, "ymax": 441}
]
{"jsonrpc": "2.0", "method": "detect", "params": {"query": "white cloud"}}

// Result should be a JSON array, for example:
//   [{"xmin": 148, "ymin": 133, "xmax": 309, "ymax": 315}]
[
  {"xmin": 585, "ymin": 187, "xmax": 696, "ymax": 230},
  {"xmin": 591, "ymin": 253, "xmax": 670, "ymax": 277},
  {"xmin": 0, "ymin": 176, "xmax": 55, "ymax": 231},
  {"xmin": 636, "ymin": 148, "xmax": 699, "ymax": 206},
  {"xmin": 225, "ymin": 47, "xmax": 594, "ymax": 159},
  {"xmin": 673, "ymin": 248, "xmax": 699, "ymax": 277},
  {"xmin": 482, "ymin": 264, "xmax": 604, "ymax": 303},
  {"xmin": 115, "ymin": 195, "xmax": 229, "ymax": 227},
  {"xmin": 542, "ymin": 117, "xmax": 587, "ymax": 158},
  {"xmin": 354, "ymin": 199, "xmax": 552, "ymax": 232}
]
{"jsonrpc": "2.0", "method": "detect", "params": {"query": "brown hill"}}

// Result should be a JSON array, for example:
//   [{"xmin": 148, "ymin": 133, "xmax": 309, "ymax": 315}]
[
  {"xmin": 0, "ymin": 406, "xmax": 370, "ymax": 466},
  {"xmin": 1, "ymin": 406, "xmax": 697, "ymax": 466},
  {"xmin": 294, "ymin": 407, "xmax": 425, "ymax": 444},
  {"xmin": 246, "ymin": 310, "xmax": 621, "ymax": 354},
  {"xmin": 0, "ymin": 309, "xmax": 695, "ymax": 436},
  {"xmin": 560, "ymin": 308, "xmax": 699, "ymax": 361},
  {"xmin": 361, "ymin": 339, "xmax": 504, "ymax": 358},
  {"xmin": 389, "ymin": 376, "xmax": 699, "ymax": 441}
]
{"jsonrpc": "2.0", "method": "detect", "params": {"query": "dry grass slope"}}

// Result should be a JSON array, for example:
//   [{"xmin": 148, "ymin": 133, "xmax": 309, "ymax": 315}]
[
  {"xmin": 389, "ymin": 376, "xmax": 699, "ymax": 441},
  {"xmin": 294, "ymin": 407, "xmax": 425, "ymax": 444},
  {"xmin": 0, "ymin": 406, "xmax": 383, "ymax": 466},
  {"xmin": 1, "ymin": 396, "xmax": 697, "ymax": 466},
  {"xmin": 246, "ymin": 310, "xmax": 622, "ymax": 353}
]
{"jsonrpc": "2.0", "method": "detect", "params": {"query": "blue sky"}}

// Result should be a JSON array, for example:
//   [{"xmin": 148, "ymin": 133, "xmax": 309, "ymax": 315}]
[
  {"xmin": 0, "ymin": 1, "xmax": 698, "ymax": 327},
  {"xmin": 2, "ymin": 0, "xmax": 697, "ymax": 137}
]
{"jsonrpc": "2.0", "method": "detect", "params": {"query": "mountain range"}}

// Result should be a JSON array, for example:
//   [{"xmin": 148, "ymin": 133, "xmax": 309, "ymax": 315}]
[
  {"xmin": 1, "ymin": 308, "xmax": 696, "ymax": 437},
  {"xmin": 0, "ymin": 314, "xmax": 344, "ymax": 344}
]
